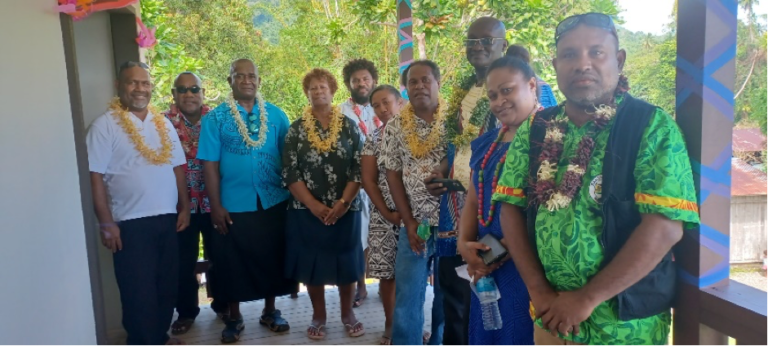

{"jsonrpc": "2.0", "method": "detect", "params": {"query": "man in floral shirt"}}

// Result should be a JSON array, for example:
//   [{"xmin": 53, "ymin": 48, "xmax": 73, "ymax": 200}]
[{"xmin": 164, "ymin": 72, "xmax": 225, "ymax": 335}]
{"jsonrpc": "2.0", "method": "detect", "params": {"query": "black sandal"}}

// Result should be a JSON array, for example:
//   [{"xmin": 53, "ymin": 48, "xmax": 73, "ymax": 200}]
[
  {"xmin": 170, "ymin": 318, "xmax": 194, "ymax": 335},
  {"xmin": 220, "ymin": 317, "xmax": 244, "ymax": 343},
  {"xmin": 259, "ymin": 309, "xmax": 290, "ymax": 332}
]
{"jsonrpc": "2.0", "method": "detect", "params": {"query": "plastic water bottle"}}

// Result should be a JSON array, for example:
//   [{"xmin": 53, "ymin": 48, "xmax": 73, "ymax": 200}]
[{"xmin": 476, "ymin": 276, "xmax": 503, "ymax": 331}]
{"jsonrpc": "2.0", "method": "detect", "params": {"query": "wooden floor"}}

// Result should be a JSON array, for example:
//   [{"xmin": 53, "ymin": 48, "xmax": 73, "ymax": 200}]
[{"xmin": 176, "ymin": 283, "xmax": 436, "ymax": 345}]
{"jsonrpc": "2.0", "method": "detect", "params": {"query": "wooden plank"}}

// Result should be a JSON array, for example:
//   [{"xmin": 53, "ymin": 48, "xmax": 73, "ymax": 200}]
[{"xmin": 176, "ymin": 284, "xmax": 436, "ymax": 345}]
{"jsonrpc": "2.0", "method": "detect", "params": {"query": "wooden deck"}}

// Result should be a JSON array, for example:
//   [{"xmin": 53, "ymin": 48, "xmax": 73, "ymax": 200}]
[{"xmin": 176, "ymin": 283, "xmax": 436, "ymax": 345}]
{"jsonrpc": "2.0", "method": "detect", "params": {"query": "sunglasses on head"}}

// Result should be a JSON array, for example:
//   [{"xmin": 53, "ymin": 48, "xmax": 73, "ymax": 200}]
[
  {"xmin": 175, "ymin": 86, "xmax": 201, "ymax": 94},
  {"xmin": 464, "ymin": 37, "xmax": 506, "ymax": 48},
  {"xmin": 555, "ymin": 12, "xmax": 617, "ymax": 43}
]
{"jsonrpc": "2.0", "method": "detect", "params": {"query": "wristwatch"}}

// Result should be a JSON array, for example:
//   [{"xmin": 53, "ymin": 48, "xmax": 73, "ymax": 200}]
[{"xmin": 339, "ymin": 198, "xmax": 350, "ymax": 207}]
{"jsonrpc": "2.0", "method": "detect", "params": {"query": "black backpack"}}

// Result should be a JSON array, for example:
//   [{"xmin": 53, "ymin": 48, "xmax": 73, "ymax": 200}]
[{"xmin": 526, "ymin": 94, "xmax": 676, "ymax": 320}]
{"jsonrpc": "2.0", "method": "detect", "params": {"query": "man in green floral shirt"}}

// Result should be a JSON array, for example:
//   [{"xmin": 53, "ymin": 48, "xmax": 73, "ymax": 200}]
[{"xmin": 491, "ymin": 13, "xmax": 699, "ymax": 345}]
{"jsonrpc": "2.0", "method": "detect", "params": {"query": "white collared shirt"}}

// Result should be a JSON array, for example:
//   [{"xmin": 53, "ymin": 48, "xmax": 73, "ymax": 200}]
[{"xmin": 86, "ymin": 110, "xmax": 186, "ymax": 222}]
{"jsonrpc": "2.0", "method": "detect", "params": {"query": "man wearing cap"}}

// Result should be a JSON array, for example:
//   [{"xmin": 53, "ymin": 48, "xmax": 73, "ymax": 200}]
[{"xmin": 492, "ymin": 13, "xmax": 699, "ymax": 345}]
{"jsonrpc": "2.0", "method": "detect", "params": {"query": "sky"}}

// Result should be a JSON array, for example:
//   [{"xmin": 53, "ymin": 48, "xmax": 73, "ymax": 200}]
[{"xmin": 618, "ymin": 0, "xmax": 768, "ymax": 35}]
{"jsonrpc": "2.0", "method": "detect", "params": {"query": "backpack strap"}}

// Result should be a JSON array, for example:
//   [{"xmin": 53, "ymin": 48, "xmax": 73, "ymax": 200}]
[{"xmin": 600, "ymin": 94, "xmax": 658, "ymax": 261}]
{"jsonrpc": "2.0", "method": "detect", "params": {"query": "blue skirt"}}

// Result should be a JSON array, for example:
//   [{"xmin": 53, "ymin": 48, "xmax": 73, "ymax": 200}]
[{"xmin": 285, "ymin": 209, "xmax": 364, "ymax": 286}]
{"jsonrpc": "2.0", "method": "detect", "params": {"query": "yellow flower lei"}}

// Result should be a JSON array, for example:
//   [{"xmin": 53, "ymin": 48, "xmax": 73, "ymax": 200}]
[
  {"xmin": 109, "ymin": 97, "xmax": 172, "ymax": 165},
  {"xmin": 228, "ymin": 93, "xmax": 269, "ymax": 149},
  {"xmin": 400, "ymin": 100, "xmax": 446, "ymax": 158},
  {"xmin": 302, "ymin": 105, "xmax": 344, "ymax": 152}
]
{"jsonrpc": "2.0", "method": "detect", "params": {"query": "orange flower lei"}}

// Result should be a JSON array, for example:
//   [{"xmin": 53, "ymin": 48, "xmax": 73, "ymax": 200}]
[
  {"xmin": 302, "ymin": 105, "xmax": 344, "ymax": 152},
  {"xmin": 109, "ymin": 97, "xmax": 172, "ymax": 165},
  {"xmin": 400, "ymin": 100, "xmax": 446, "ymax": 158}
]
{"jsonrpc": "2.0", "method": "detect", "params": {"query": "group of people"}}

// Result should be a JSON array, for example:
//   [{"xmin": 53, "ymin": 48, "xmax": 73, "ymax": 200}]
[{"xmin": 87, "ymin": 12, "xmax": 700, "ymax": 346}]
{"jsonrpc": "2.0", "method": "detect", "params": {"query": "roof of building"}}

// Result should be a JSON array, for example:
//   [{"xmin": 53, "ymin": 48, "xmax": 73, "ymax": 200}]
[
  {"xmin": 732, "ymin": 158, "xmax": 767, "ymax": 196},
  {"xmin": 733, "ymin": 128, "xmax": 766, "ymax": 153}
]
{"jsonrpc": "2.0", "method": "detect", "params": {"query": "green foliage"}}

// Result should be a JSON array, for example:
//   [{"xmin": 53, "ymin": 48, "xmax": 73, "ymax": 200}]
[
  {"xmin": 621, "ymin": 29, "xmax": 677, "ymax": 115},
  {"xmin": 140, "ymin": 0, "xmax": 204, "ymax": 108}
]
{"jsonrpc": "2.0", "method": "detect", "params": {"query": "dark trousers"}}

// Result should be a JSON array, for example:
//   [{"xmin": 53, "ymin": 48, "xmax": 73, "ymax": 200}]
[
  {"xmin": 438, "ymin": 254, "xmax": 471, "ymax": 345},
  {"xmin": 175, "ymin": 213, "xmax": 224, "ymax": 319},
  {"xmin": 113, "ymin": 214, "xmax": 178, "ymax": 345}
]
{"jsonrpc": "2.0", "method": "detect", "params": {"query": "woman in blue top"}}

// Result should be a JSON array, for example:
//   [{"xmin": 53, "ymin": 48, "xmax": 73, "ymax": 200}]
[
  {"xmin": 506, "ymin": 44, "xmax": 558, "ymax": 108},
  {"xmin": 457, "ymin": 56, "xmax": 541, "ymax": 345}
]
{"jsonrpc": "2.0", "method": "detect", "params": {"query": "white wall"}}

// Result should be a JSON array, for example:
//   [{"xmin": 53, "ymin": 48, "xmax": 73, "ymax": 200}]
[
  {"xmin": 0, "ymin": 0, "xmax": 97, "ymax": 343},
  {"xmin": 72, "ymin": 13, "xmax": 126, "ymax": 342},
  {"xmin": 731, "ymin": 195, "xmax": 768, "ymax": 263}
]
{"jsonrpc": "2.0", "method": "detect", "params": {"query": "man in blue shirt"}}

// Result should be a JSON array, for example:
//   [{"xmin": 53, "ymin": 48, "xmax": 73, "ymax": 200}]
[{"xmin": 198, "ymin": 59, "xmax": 297, "ymax": 343}]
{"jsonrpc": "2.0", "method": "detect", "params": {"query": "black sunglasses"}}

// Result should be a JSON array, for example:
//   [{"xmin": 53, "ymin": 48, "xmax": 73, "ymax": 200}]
[
  {"xmin": 464, "ymin": 37, "xmax": 506, "ymax": 48},
  {"xmin": 175, "ymin": 86, "xmax": 201, "ymax": 94},
  {"xmin": 555, "ymin": 13, "xmax": 617, "ymax": 43}
]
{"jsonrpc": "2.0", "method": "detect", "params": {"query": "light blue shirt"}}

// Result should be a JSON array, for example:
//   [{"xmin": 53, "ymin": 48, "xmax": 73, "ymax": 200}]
[{"xmin": 197, "ymin": 100, "xmax": 291, "ymax": 212}]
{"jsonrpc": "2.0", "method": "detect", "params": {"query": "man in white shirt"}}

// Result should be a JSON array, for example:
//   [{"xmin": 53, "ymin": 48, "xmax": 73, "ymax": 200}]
[
  {"xmin": 87, "ymin": 61, "xmax": 190, "ymax": 345},
  {"xmin": 341, "ymin": 58, "xmax": 381, "ymax": 308}
]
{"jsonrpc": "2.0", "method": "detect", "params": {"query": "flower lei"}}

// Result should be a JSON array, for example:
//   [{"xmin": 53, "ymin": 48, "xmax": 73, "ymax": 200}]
[
  {"xmin": 530, "ymin": 77, "xmax": 630, "ymax": 211},
  {"xmin": 349, "ymin": 98, "xmax": 382, "ymax": 136},
  {"xmin": 445, "ymin": 73, "xmax": 491, "ymax": 148},
  {"xmin": 400, "ymin": 99, "xmax": 446, "ymax": 159},
  {"xmin": 109, "ymin": 97, "xmax": 172, "ymax": 165},
  {"xmin": 302, "ymin": 105, "xmax": 344, "ymax": 152},
  {"xmin": 477, "ymin": 126, "xmax": 509, "ymax": 227},
  {"xmin": 228, "ymin": 93, "xmax": 269, "ymax": 149}
]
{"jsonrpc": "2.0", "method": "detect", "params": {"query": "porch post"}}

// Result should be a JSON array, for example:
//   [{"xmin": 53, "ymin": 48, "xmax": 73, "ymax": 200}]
[
  {"xmin": 673, "ymin": 0, "xmax": 737, "ymax": 344},
  {"xmin": 397, "ymin": 0, "xmax": 413, "ymax": 99}
]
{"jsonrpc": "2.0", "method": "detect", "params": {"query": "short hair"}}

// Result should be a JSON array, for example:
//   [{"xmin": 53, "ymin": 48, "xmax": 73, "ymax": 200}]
[
  {"xmin": 505, "ymin": 45, "xmax": 531, "ymax": 64},
  {"xmin": 400, "ymin": 60, "xmax": 441, "ymax": 87},
  {"xmin": 487, "ymin": 56, "xmax": 539, "ymax": 98},
  {"xmin": 369, "ymin": 85, "xmax": 402, "ymax": 104},
  {"xmin": 302, "ymin": 68, "xmax": 339, "ymax": 95},
  {"xmin": 117, "ymin": 61, "xmax": 149, "ymax": 79},
  {"xmin": 342, "ymin": 58, "xmax": 379, "ymax": 86},
  {"xmin": 173, "ymin": 71, "xmax": 202, "ymax": 86},
  {"xmin": 229, "ymin": 58, "xmax": 257, "ymax": 75}
]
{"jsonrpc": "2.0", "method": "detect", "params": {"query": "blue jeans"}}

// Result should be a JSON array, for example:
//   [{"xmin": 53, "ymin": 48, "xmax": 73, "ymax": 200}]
[{"xmin": 392, "ymin": 227, "xmax": 445, "ymax": 345}]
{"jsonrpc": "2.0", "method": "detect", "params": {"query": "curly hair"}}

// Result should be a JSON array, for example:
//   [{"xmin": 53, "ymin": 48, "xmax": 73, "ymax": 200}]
[
  {"xmin": 302, "ymin": 68, "xmax": 339, "ymax": 95},
  {"xmin": 342, "ymin": 58, "xmax": 379, "ymax": 86}
]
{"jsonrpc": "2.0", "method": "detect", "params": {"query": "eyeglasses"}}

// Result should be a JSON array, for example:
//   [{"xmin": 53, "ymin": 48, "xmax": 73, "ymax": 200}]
[
  {"xmin": 555, "ymin": 12, "xmax": 617, "ymax": 43},
  {"xmin": 464, "ymin": 37, "xmax": 506, "ymax": 48},
  {"xmin": 175, "ymin": 86, "xmax": 201, "ymax": 94}
]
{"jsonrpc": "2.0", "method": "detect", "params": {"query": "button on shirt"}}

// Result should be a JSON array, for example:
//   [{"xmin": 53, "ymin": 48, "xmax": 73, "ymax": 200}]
[
  {"xmin": 86, "ymin": 110, "xmax": 186, "ymax": 222},
  {"xmin": 197, "ymin": 100, "xmax": 291, "ymax": 212}
]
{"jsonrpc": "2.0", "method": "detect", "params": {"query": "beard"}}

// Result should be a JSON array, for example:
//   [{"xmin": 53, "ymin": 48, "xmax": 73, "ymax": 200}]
[{"xmin": 351, "ymin": 88, "xmax": 371, "ymax": 105}]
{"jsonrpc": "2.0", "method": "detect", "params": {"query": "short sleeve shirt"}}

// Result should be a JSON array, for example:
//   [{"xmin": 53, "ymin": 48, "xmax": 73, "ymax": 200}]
[
  {"xmin": 196, "ymin": 101, "xmax": 291, "ymax": 212},
  {"xmin": 491, "ymin": 100, "xmax": 700, "ymax": 345},
  {"xmin": 381, "ymin": 116, "xmax": 446, "ymax": 226},
  {"xmin": 282, "ymin": 115, "xmax": 363, "ymax": 210},
  {"xmin": 86, "ymin": 110, "xmax": 186, "ymax": 222}
]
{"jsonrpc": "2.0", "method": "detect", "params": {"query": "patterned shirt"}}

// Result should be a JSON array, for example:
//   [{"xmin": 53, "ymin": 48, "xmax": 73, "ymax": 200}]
[
  {"xmin": 165, "ymin": 105, "xmax": 211, "ymax": 214},
  {"xmin": 282, "ymin": 115, "xmax": 363, "ymax": 211},
  {"xmin": 382, "ymin": 116, "xmax": 446, "ymax": 226},
  {"xmin": 491, "ymin": 98, "xmax": 700, "ymax": 345},
  {"xmin": 362, "ymin": 126, "xmax": 397, "ymax": 228},
  {"xmin": 197, "ymin": 100, "xmax": 291, "ymax": 212}
]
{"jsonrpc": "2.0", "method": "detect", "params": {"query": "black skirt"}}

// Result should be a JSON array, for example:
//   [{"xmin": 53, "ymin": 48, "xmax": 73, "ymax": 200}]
[
  {"xmin": 209, "ymin": 201, "xmax": 298, "ymax": 303},
  {"xmin": 285, "ymin": 209, "xmax": 364, "ymax": 286}
]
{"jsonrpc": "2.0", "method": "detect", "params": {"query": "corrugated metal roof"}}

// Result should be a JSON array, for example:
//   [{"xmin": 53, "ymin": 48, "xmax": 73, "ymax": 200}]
[
  {"xmin": 733, "ymin": 128, "xmax": 766, "ymax": 152},
  {"xmin": 732, "ymin": 158, "xmax": 767, "ymax": 196}
]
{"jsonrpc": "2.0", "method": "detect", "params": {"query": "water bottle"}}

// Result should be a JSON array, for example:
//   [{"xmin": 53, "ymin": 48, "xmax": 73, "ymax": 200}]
[{"xmin": 476, "ymin": 276, "xmax": 503, "ymax": 331}]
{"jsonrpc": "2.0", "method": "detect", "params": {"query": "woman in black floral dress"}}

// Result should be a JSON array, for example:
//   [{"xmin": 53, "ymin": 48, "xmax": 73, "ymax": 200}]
[{"xmin": 282, "ymin": 68, "xmax": 366, "ymax": 340}]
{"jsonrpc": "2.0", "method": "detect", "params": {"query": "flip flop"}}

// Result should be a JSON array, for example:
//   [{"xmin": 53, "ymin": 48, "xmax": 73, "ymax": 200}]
[
  {"xmin": 423, "ymin": 331, "xmax": 431, "ymax": 345},
  {"xmin": 344, "ymin": 321, "xmax": 366, "ymax": 337},
  {"xmin": 380, "ymin": 335, "xmax": 392, "ymax": 345},
  {"xmin": 307, "ymin": 324, "xmax": 326, "ymax": 340},
  {"xmin": 353, "ymin": 292, "xmax": 368, "ymax": 308}
]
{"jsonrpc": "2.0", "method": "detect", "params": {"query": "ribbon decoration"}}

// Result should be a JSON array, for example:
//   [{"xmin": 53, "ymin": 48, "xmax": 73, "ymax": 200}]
[
  {"xmin": 135, "ymin": 16, "xmax": 157, "ymax": 48},
  {"xmin": 58, "ymin": 0, "xmax": 138, "ymax": 21}
]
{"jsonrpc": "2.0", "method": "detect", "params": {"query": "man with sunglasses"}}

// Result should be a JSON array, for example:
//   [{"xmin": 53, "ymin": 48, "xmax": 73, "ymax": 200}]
[
  {"xmin": 198, "ymin": 59, "xmax": 297, "ymax": 343},
  {"xmin": 424, "ymin": 16, "xmax": 507, "ymax": 345},
  {"xmin": 493, "ymin": 13, "xmax": 699, "ymax": 345},
  {"xmin": 164, "ymin": 72, "xmax": 227, "ymax": 335}
]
